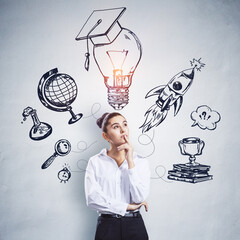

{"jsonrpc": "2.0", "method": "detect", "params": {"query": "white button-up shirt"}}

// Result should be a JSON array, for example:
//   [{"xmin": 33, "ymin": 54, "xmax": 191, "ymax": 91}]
[{"xmin": 84, "ymin": 149, "xmax": 150, "ymax": 216}]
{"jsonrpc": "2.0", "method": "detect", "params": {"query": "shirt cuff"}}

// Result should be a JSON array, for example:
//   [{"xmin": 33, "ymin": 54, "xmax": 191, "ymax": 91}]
[{"xmin": 110, "ymin": 201, "xmax": 128, "ymax": 216}]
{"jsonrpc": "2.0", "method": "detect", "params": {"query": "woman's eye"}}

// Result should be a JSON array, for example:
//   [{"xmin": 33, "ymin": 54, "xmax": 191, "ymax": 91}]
[{"xmin": 113, "ymin": 125, "xmax": 119, "ymax": 129}]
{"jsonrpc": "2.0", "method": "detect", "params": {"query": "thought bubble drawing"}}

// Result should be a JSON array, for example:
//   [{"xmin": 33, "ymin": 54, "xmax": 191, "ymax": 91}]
[{"xmin": 191, "ymin": 105, "xmax": 221, "ymax": 130}]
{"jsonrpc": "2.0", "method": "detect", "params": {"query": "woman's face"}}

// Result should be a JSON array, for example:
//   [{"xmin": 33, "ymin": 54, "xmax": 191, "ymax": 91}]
[{"xmin": 103, "ymin": 115, "xmax": 129, "ymax": 146}]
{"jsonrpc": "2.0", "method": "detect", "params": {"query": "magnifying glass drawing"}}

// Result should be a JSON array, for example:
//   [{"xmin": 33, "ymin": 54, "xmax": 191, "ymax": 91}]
[{"xmin": 41, "ymin": 139, "xmax": 71, "ymax": 169}]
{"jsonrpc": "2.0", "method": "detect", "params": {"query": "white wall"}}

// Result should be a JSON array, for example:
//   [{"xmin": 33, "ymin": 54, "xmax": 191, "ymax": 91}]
[{"xmin": 0, "ymin": 0, "xmax": 239, "ymax": 239}]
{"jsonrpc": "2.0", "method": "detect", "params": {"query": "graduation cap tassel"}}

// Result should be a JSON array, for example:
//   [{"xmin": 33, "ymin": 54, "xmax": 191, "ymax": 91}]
[
  {"xmin": 84, "ymin": 19, "xmax": 102, "ymax": 71},
  {"xmin": 84, "ymin": 42, "xmax": 90, "ymax": 71}
]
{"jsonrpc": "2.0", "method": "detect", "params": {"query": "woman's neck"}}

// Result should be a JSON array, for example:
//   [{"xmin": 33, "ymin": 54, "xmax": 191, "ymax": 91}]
[{"xmin": 107, "ymin": 145, "xmax": 125, "ymax": 167}]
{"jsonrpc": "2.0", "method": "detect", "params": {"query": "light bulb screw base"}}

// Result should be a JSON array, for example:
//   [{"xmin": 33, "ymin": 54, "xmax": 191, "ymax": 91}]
[{"xmin": 107, "ymin": 87, "xmax": 129, "ymax": 110}]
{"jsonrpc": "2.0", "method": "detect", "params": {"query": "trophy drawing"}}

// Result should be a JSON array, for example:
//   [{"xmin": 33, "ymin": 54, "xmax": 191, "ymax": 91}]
[
  {"xmin": 168, "ymin": 137, "xmax": 213, "ymax": 183},
  {"xmin": 178, "ymin": 137, "xmax": 205, "ymax": 166}
]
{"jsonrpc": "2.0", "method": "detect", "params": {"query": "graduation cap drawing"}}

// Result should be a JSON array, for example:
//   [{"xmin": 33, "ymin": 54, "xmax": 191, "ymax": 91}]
[{"xmin": 76, "ymin": 7, "xmax": 142, "ymax": 110}]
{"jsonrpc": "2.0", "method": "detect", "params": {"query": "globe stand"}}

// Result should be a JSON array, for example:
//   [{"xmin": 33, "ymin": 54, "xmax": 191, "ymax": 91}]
[{"xmin": 67, "ymin": 106, "xmax": 83, "ymax": 125}]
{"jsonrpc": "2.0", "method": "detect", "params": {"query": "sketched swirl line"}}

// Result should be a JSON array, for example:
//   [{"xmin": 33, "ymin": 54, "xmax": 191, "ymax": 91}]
[
  {"xmin": 82, "ymin": 102, "xmax": 101, "ymax": 119},
  {"xmin": 71, "ymin": 159, "xmax": 88, "ymax": 173},
  {"xmin": 151, "ymin": 164, "xmax": 173, "ymax": 183},
  {"xmin": 138, "ymin": 129, "xmax": 155, "ymax": 158},
  {"xmin": 72, "ymin": 140, "xmax": 97, "ymax": 153}
]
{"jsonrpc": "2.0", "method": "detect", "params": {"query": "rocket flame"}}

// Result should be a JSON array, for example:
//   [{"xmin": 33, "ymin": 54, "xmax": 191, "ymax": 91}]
[
  {"xmin": 190, "ymin": 58, "xmax": 205, "ymax": 71},
  {"xmin": 140, "ymin": 104, "xmax": 168, "ymax": 133}
]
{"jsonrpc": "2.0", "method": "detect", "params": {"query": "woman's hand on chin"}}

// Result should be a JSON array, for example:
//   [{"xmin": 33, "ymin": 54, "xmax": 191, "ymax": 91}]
[{"xmin": 117, "ymin": 135, "xmax": 134, "ymax": 168}]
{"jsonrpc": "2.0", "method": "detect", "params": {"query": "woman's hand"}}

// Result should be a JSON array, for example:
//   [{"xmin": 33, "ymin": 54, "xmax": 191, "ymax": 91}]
[
  {"xmin": 117, "ymin": 135, "xmax": 134, "ymax": 169},
  {"xmin": 127, "ymin": 201, "xmax": 148, "ymax": 212}
]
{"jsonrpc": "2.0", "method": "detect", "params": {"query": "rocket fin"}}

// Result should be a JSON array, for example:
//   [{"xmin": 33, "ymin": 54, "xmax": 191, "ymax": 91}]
[
  {"xmin": 173, "ymin": 96, "xmax": 183, "ymax": 116},
  {"xmin": 145, "ymin": 85, "xmax": 165, "ymax": 99}
]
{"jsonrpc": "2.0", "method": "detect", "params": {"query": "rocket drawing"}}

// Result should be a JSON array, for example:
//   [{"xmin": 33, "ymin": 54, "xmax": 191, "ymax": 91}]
[{"xmin": 140, "ymin": 58, "xmax": 205, "ymax": 133}]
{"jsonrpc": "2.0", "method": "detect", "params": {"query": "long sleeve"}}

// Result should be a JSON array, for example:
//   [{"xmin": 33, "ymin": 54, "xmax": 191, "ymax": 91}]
[
  {"xmin": 84, "ymin": 157, "xmax": 128, "ymax": 216},
  {"xmin": 127, "ymin": 155, "xmax": 150, "ymax": 203}
]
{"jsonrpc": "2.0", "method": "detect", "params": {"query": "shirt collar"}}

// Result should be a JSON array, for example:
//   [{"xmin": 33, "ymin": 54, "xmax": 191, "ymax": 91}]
[
  {"xmin": 98, "ymin": 148, "xmax": 143, "ymax": 159},
  {"xmin": 99, "ymin": 148, "xmax": 108, "ymax": 157}
]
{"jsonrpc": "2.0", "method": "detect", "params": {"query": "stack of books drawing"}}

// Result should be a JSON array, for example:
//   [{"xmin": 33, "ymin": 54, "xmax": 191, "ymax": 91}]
[{"xmin": 168, "ymin": 163, "xmax": 213, "ymax": 183}]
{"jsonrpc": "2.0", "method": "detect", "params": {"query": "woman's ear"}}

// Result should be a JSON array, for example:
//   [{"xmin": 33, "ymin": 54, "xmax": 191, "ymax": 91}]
[{"xmin": 102, "ymin": 132, "xmax": 109, "ymax": 142}]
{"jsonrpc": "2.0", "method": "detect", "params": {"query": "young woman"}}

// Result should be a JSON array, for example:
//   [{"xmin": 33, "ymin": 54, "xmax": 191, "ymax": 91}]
[{"xmin": 85, "ymin": 112, "xmax": 150, "ymax": 240}]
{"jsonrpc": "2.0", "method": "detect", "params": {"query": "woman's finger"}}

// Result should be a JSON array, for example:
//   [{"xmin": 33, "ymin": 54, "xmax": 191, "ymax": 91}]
[
  {"xmin": 144, "ymin": 202, "xmax": 148, "ymax": 212},
  {"xmin": 139, "ymin": 201, "xmax": 148, "ymax": 212},
  {"xmin": 124, "ymin": 135, "xmax": 130, "ymax": 143},
  {"xmin": 117, "ymin": 143, "xmax": 129, "ymax": 151}
]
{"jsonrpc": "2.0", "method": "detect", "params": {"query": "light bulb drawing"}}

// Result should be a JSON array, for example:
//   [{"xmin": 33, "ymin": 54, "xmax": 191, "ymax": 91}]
[
  {"xmin": 38, "ymin": 68, "xmax": 83, "ymax": 124},
  {"xmin": 76, "ymin": 7, "xmax": 142, "ymax": 110},
  {"xmin": 21, "ymin": 106, "xmax": 52, "ymax": 140}
]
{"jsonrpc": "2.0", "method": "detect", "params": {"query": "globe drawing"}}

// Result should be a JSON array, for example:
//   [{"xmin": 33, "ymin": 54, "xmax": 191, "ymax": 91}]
[
  {"xmin": 45, "ymin": 73, "xmax": 77, "ymax": 108},
  {"xmin": 38, "ymin": 68, "xmax": 83, "ymax": 124}
]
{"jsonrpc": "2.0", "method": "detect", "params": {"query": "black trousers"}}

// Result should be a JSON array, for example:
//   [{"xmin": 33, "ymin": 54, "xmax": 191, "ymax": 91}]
[{"xmin": 95, "ymin": 215, "xmax": 149, "ymax": 240}]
